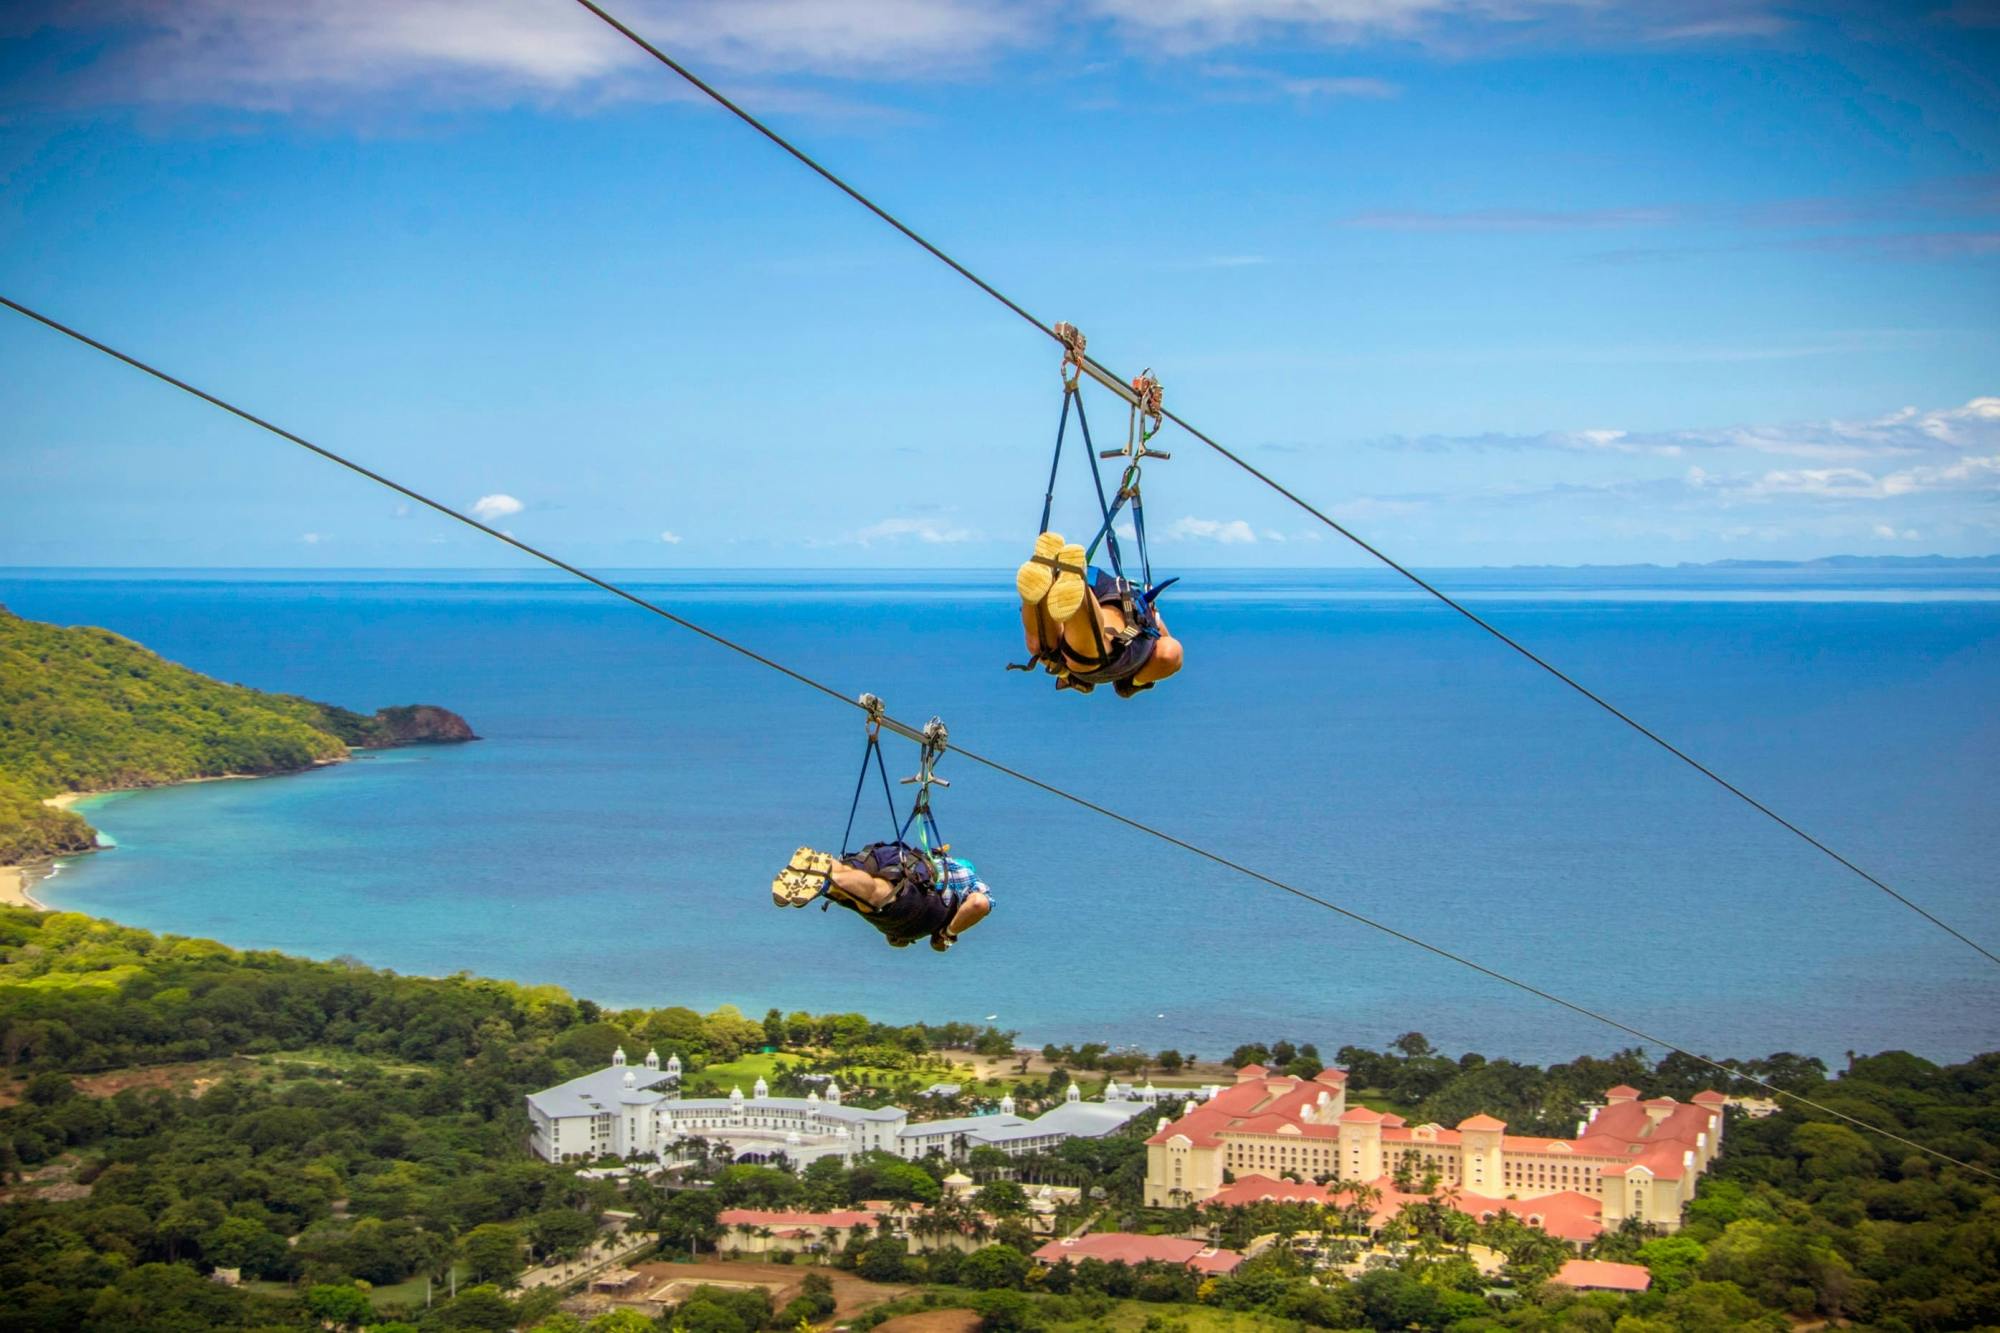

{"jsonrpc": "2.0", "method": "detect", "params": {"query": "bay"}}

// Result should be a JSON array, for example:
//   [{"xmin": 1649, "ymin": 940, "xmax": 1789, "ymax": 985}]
[{"xmin": 5, "ymin": 567, "xmax": 1996, "ymax": 1067}]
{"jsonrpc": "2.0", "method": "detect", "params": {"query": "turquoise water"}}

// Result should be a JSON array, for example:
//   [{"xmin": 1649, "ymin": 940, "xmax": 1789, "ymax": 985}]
[{"xmin": 4, "ymin": 568, "xmax": 1997, "ymax": 1065}]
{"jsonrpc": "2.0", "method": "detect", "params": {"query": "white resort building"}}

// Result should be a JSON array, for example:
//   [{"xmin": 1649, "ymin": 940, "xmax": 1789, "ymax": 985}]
[
  {"xmin": 895, "ymin": 1084, "xmax": 1147, "ymax": 1158},
  {"xmin": 525, "ymin": 1049, "xmax": 1146, "ymax": 1166}
]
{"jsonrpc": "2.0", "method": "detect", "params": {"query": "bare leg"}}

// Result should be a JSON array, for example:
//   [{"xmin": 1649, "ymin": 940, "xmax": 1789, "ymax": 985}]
[
  {"xmin": 1019, "ymin": 601, "xmax": 1046, "ymax": 659},
  {"xmin": 826, "ymin": 863, "xmax": 896, "ymax": 911},
  {"xmin": 1134, "ymin": 606, "xmax": 1183, "ymax": 685},
  {"xmin": 1058, "ymin": 595, "xmax": 1117, "ymax": 663},
  {"xmin": 946, "ymin": 891, "xmax": 991, "ymax": 937}
]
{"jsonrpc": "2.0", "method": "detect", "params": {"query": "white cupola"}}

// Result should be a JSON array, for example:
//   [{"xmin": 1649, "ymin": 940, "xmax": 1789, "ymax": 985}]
[
  {"xmin": 826, "ymin": 1080, "xmax": 842, "ymax": 1105},
  {"xmin": 645, "ymin": 1048, "xmax": 660, "ymax": 1070},
  {"xmin": 999, "ymin": 1094, "xmax": 1016, "ymax": 1115},
  {"xmin": 1065, "ymin": 1083, "xmax": 1081, "ymax": 1103},
  {"xmin": 729, "ymin": 1085, "xmax": 745, "ymax": 1108},
  {"xmin": 808, "ymin": 1090, "xmax": 821, "ymax": 1106},
  {"xmin": 623, "ymin": 1070, "xmax": 636, "ymax": 1089},
  {"xmin": 667, "ymin": 1053, "xmax": 682, "ymax": 1075},
  {"xmin": 752, "ymin": 1077, "xmax": 769, "ymax": 1100},
  {"xmin": 612, "ymin": 1046, "xmax": 627, "ymax": 1067}
]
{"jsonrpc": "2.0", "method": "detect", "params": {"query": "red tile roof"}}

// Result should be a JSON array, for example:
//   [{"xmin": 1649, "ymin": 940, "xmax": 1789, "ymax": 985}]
[
  {"xmin": 1200, "ymin": 1175, "xmax": 1608, "ymax": 1243},
  {"xmin": 1202, "ymin": 1175, "xmax": 1336, "ymax": 1208},
  {"xmin": 1150, "ymin": 1074, "xmax": 1714, "ymax": 1186},
  {"xmin": 1604, "ymin": 1084, "xmax": 1641, "ymax": 1098},
  {"xmin": 1234, "ymin": 1064, "xmax": 1269, "ymax": 1079},
  {"xmin": 1555, "ymin": 1259, "xmax": 1652, "ymax": 1292},
  {"xmin": 1034, "ymin": 1233, "xmax": 1244, "ymax": 1275}
]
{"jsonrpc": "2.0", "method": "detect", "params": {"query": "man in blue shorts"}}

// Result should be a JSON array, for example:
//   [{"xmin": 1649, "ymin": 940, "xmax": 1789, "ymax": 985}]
[{"xmin": 771, "ymin": 844, "xmax": 992, "ymax": 952}]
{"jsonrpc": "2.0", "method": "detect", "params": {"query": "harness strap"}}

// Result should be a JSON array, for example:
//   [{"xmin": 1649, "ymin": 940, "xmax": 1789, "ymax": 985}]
[{"xmin": 840, "ymin": 732, "xmax": 899, "ymax": 858}]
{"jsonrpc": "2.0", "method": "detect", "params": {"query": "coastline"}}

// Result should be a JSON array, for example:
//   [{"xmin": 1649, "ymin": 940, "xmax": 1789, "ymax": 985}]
[
  {"xmin": 0, "ymin": 865, "xmax": 45, "ymax": 911},
  {"xmin": 0, "ymin": 767, "xmax": 343, "ymax": 916},
  {"xmin": 0, "ymin": 790, "xmax": 103, "ymax": 910}
]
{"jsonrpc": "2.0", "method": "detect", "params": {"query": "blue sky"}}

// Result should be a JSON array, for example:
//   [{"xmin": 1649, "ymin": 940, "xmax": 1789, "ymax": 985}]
[{"xmin": 2, "ymin": 0, "xmax": 1996, "ymax": 568}]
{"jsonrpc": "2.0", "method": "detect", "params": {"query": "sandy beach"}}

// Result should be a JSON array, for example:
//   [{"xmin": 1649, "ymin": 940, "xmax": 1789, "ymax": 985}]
[
  {"xmin": 1, "ymin": 779, "xmax": 301, "ymax": 916},
  {"xmin": 0, "ymin": 791, "xmax": 92, "ymax": 911},
  {"xmin": 0, "ymin": 865, "xmax": 47, "ymax": 911}
]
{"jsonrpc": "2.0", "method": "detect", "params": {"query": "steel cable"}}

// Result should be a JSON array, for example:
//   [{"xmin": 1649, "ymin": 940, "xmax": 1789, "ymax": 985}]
[
  {"xmin": 565, "ymin": 0, "xmax": 1998, "ymax": 971},
  {"xmin": 3, "ymin": 291, "xmax": 1991, "ymax": 1181}
]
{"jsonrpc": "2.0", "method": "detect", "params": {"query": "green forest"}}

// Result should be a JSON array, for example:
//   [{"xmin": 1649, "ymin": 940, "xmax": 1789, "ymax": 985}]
[
  {"xmin": 1, "ymin": 906, "xmax": 1996, "ymax": 1332},
  {"xmin": 0, "ymin": 607, "xmax": 469, "ymax": 862}
]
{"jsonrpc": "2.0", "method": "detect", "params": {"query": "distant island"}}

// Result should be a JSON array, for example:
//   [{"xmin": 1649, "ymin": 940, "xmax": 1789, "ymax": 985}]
[
  {"xmin": 0, "ymin": 605, "xmax": 475, "ymax": 868},
  {"xmin": 1498, "ymin": 552, "xmax": 2000, "ymax": 572}
]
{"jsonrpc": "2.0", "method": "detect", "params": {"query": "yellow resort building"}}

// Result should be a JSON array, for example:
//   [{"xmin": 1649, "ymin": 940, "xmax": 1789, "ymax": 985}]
[{"xmin": 1145, "ymin": 1065, "xmax": 1726, "ymax": 1234}]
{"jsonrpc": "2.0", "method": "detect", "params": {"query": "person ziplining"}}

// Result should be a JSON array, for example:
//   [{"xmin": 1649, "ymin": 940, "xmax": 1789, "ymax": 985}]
[
  {"xmin": 1011, "ymin": 325, "xmax": 1184, "ymax": 697},
  {"xmin": 771, "ymin": 701, "xmax": 993, "ymax": 952}
]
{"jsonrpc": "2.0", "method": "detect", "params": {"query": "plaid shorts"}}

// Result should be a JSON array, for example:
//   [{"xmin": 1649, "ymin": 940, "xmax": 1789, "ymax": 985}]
[{"xmin": 944, "ymin": 857, "xmax": 992, "ymax": 900}]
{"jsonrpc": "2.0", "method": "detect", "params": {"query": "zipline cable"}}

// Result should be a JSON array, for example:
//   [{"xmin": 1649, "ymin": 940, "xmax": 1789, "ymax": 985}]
[
  {"xmin": 567, "ymin": 0, "xmax": 1999, "ymax": 971},
  {"xmin": 3, "ymin": 291, "xmax": 1991, "ymax": 1183}
]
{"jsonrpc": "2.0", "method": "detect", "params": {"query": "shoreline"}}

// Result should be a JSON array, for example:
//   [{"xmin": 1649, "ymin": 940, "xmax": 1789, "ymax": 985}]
[
  {"xmin": 0, "ymin": 865, "xmax": 47, "ymax": 911},
  {"xmin": 0, "ymin": 763, "xmax": 349, "ymax": 915}
]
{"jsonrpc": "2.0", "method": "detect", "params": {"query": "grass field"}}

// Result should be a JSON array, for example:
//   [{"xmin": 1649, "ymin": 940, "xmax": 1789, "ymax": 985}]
[
  {"xmin": 1348, "ymin": 1086, "xmax": 1420, "ymax": 1120},
  {"xmin": 687, "ymin": 1052, "xmax": 795, "ymax": 1087},
  {"xmin": 686, "ymin": 1051, "xmax": 1020, "ymax": 1099}
]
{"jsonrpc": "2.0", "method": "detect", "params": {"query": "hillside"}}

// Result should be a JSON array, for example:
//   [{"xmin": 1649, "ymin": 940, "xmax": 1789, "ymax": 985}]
[
  {"xmin": 0, "ymin": 606, "xmax": 474, "ymax": 862},
  {"xmin": 0, "ymin": 907, "xmax": 1995, "ymax": 1331}
]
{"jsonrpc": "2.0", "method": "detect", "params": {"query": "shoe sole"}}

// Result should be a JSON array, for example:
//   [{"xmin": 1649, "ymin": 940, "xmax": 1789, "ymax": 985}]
[
  {"xmin": 1015, "ymin": 531, "xmax": 1066, "ymax": 605},
  {"xmin": 1046, "ymin": 544, "xmax": 1090, "ymax": 622},
  {"xmin": 772, "ymin": 847, "xmax": 834, "ymax": 908}
]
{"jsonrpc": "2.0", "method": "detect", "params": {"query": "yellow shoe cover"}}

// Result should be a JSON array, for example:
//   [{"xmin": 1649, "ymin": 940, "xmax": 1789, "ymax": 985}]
[
  {"xmin": 1046, "ymin": 544, "xmax": 1090, "ymax": 622},
  {"xmin": 772, "ymin": 846, "xmax": 835, "ymax": 908},
  {"xmin": 1015, "ymin": 532, "xmax": 1065, "ymax": 605}
]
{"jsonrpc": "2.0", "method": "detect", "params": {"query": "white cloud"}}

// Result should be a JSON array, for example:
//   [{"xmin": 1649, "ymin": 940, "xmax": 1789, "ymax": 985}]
[
  {"xmin": 1089, "ymin": 0, "xmax": 1784, "ymax": 50},
  {"xmin": 300, "ymin": 532, "xmax": 323, "ymax": 545},
  {"xmin": 1168, "ymin": 516, "xmax": 1259, "ymax": 543},
  {"xmin": 1392, "ymin": 395, "xmax": 2000, "ymax": 463},
  {"xmin": 1700, "ymin": 451, "xmax": 2000, "ymax": 502},
  {"xmin": 853, "ymin": 516, "xmax": 975, "ymax": 545},
  {"xmin": 12, "ymin": 0, "xmax": 1791, "ymax": 116},
  {"xmin": 659, "ymin": 530, "xmax": 684, "ymax": 544},
  {"xmin": 1873, "ymin": 524, "xmax": 1921, "ymax": 540},
  {"xmin": 1345, "ymin": 207, "xmax": 1676, "ymax": 231},
  {"xmin": 471, "ymin": 493, "xmax": 524, "ymax": 522},
  {"xmin": 1201, "ymin": 63, "xmax": 1400, "ymax": 100},
  {"xmin": 13, "ymin": 0, "xmax": 1034, "ymax": 112}
]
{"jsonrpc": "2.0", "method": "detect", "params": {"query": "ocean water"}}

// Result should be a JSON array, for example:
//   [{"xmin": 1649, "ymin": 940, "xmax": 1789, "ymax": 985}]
[{"xmin": 4, "ymin": 567, "xmax": 1997, "ymax": 1067}]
